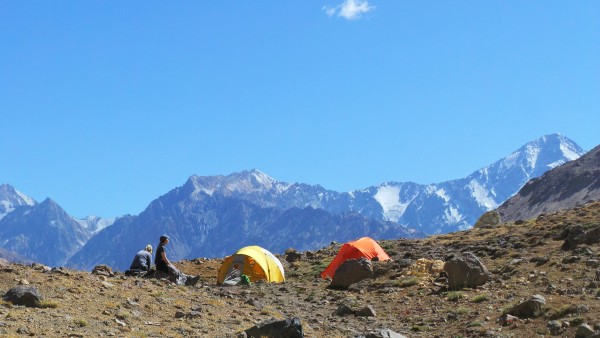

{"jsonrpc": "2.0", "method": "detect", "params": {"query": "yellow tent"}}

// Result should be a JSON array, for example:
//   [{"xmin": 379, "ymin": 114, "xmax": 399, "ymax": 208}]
[{"xmin": 217, "ymin": 246, "xmax": 285, "ymax": 284}]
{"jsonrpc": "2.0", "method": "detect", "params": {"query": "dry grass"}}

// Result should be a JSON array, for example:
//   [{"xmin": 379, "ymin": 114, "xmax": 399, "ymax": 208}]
[{"xmin": 0, "ymin": 202, "xmax": 597, "ymax": 337}]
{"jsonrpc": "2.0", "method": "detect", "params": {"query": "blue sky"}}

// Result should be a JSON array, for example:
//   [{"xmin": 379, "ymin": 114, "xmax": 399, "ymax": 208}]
[{"xmin": 1, "ymin": 1, "xmax": 599, "ymax": 218}]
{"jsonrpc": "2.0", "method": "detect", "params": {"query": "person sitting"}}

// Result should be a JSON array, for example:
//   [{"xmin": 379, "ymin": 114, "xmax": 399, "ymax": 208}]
[
  {"xmin": 128, "ymin": 244, "xmax": 153, "ymax": 276},
  {"xmin": 155, "ymin": 235, "xmax": 200, "ymax": 286}
]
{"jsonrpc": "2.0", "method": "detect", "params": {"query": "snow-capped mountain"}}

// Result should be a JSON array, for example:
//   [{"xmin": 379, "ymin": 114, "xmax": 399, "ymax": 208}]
[
  {"xmin": 183, "ymin": 134, "xmax": 584, "ymax": 234},
  {"xmin": 0, "ymin": 198, "xmax": 92, "ymax": 266},
  {"xmin": 0, "ymin": 184, "xmax": 36, "ymax": 220},
  {"xmin": 497, "ymin": 143, "xmax": 600, "ymax": 221},
  {"xmin": 0, "ymin": 133, "xmax": 586, "ymax": 268}
]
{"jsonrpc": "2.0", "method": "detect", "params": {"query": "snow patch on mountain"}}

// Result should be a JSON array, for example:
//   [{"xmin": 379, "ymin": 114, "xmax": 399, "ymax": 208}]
[
  {"xmin": 435, "ymin": 188, "xmax": 450, "ymax": 203},
  {"xmin": 77, "ymin": 216, "xmax": 116, "ymax": 235},
  {"xmin": 468, "ymin": 180, "xmax": 499, "ymax": 209},
  {"xmin": 0, "ymin": 184, "xmax": 37, "ymax": 220},
  {"xmin": 524, "ymin": 145, "xmax": 540, "ymax": 170},
  {"xmin": 15, "ymin": 190, "xmax": 35, "ymax": 206},
  {"xmin": 445, "ymin": 206, "xmax": 463, "ymax": 226},
  {"xmin": 560, "ymin": 141, "xmax": 582, "ymax": 161},
  {"xmin": 374, "ymin": 185, "xmax": 408, "ymax": 222}
]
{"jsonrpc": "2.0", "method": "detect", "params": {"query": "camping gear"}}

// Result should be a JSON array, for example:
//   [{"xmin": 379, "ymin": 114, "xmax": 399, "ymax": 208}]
[
  {"xmin": 321, "ymin": 237, "xmax": 391, "ymax": 279},
  {"xmin": 217, "ymin": 246, "xmax": 285, "ymax": 284}
]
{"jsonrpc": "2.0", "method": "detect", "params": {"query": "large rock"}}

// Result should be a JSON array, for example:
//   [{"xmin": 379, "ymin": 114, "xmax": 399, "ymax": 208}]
[
  {"xmin": 284, "ymin": 248, "xmax": 302, "ymax": 263},
  {"xmin": 561, "ymin": 225, "xmax": 600, "ymax": 250},
  {"xmin": 509, "ymin": 294, "xmax": 546, "ymax": 318},
  {"xmin": 575, "ymin": 323, "xmax": 598, "ymax": 338},
  {"xmin": 473, "ymin": 211, "xmax": 501, "ymax": 229},
  {"xmin": 244, "ymin": 317, "xmax": 303, "ymax": 338},
  {"xmin": 330, "ymin": 258, "xmax": 374, "ymax": 289},
  {"xmin": 443, "ymin": 252, "xmax": 491, "ymax": 289},
  {"xmin": 3, "ymin": 285, "xmax": 43, "ymax": 307},
  {"xmin": 92, "ymin": 264, "xmax": 115, "ymax": 277}
]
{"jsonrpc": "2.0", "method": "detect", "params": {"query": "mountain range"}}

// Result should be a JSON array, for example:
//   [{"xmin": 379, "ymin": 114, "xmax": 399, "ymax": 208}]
[{"xmin": 0, "ymin": 133, "xmax": 590, "ymax": 270}]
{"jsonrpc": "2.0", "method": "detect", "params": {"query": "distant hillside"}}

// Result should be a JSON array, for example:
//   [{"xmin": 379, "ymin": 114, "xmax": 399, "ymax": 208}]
[
  {"xmin": 0, "ymin": 198, "xmax": 92, "ymax": 266},
  {"xmin": 68, "ymin": 191, "xmax": 420, "ymax": 271},
  {"xmin": 497, "ymin": 144, "xmax": 600, "ymax": 222},
  {"xmin": 0, "ymin": 247, "xmax": 32, "ymax": 265}
]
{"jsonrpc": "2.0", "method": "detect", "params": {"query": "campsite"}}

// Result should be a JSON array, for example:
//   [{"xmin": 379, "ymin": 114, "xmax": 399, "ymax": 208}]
[{"xmin": 0, "ymin": 202, "xmax": 599, "ymax": 337}]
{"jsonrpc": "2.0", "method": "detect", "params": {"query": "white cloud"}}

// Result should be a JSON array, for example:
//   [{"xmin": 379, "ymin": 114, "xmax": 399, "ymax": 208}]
[{"xmin": 323, "ymin": 0, "xmax": 375, "ymax": 20}]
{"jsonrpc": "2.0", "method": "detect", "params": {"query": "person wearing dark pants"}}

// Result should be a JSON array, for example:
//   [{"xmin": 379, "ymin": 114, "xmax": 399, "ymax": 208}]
[{"xmin": 155, "ymin": 235, "xmax": 200, "ymax": 286}]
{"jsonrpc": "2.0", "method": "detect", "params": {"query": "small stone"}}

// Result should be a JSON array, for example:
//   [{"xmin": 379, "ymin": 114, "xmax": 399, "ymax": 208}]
[
  {"xmin": 562, "ymin": 256, "xmax": 581, "ymax": 264},
  {"xmin": 188, "ymin": 311, "xmax": 201, "ymax": 318},
  {"xmin": 17, "ymin": 327, "xmax": 30, "ymax": 334},
  {"xmin": 115, "ymin": 319, "xmax": 126, "ymax": 327},
  {"xmin": 576, "ymin": 304, "xmax": 590, "ymax": 314},
  {"xmin": 175, "ymin": 311, "xmax": 186, "ymax": 319},
  {"xmin": 335, "ymin": 304, "xmax": 355, "ymax": 316},
  {"xmin": 355, "ymin": 305, "xmax": 376, "ymax": 317},
  {"xmin": 499, "ymin": 314, "xmax": 519, "ymax": 326},
  {"xmin": 575, "ymin": 323, "xmax": 595, "ymax": 338},
  {"xmin": 585, "ymin": 260, "xmax": 600, "ymax": 267},
  {"xmin": 547, "ymin": 320, "xmax": 563, "ymax": 335}
]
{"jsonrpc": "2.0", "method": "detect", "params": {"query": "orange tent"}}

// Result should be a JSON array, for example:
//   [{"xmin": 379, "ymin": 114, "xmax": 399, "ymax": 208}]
[{"xmin": 321, "ymin": 237, "xmax": 391, "ymax": 279}]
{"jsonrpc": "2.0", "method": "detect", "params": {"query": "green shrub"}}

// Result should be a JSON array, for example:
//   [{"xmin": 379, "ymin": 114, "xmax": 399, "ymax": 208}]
[
  {"xmin": 410, "ymin": 325, "xmax": 427, "ymax": 332},
  {"xmin": 455, "ymin": 307, "xmax": 470, "ymax": 315},
  {"xmin": 40, "ymin": 301, "xmax": 59, "ymax": 309},
  {"xmin": 446, "ymin": 291, "xmax": 463, "ymax": 302},
  {"xmin": 398, "ymin": 277, "xmax": 419, "ymax": 288},
  {"xmin": 546, "ymin": 304, "xmax": 574, "ymax": 320},
  {"xmin": 470, "ymin": 294, "xmax": 487, "ymax": 303},
  {"xmin": 570, "ymin": 317, "xmax": 584, "ymax": 326},
  {"xmin": 73, "ymin": 319, "xmax": 88, "ymax": 327}
]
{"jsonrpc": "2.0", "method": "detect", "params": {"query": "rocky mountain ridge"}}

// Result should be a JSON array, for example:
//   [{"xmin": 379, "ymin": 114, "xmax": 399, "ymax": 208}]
[
  {"xmin": 498, "ymin": 143, "xmax": 600, "ymax": 222},
  {"xmin": 184, "ymin": 133, "xmax": 584, "ymax": 234}
]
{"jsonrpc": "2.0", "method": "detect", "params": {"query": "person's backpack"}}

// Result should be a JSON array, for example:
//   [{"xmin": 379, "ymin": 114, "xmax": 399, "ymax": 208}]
[{"xmin": 240, "ymin": 274, "xmax": 251, "ymax": 285}]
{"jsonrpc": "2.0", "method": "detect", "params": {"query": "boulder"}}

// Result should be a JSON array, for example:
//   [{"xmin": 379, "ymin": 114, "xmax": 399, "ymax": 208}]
[
  {"xmin": 443, "ymin": 252, "xmax": 491, "ymax": 289},
  {"xmin": 335, "ymin": 303, "xmax": 355, "ymax": 316},
  {"xmin": 92, "ymin": 264, "xmax": 115, "ymax": 277},
  {"xmin": 575, "ymin": 323, "xmax": 597, "ymax": 338},
  {"xmin": 355, "ymin": 305, "xmax": 376, "ymax": 317},
  {"xmin": 509, "ymin": 294, "xmax": 546, "ymax": 318},
  {"xmin": 244, "ymin": 317, "xmax": 303, "ymax": 338},
  {"xmin": 473, "ymin": 211, "xmax": 501, "ymax": 228},
  {"xmin": 547, "ymin": 320, "xmax": 563, "ymax": 335},
  {"xmin": 562, "ymin": 225, "xmax": 600, "ymax": 250},
  {"xmin": 285, "ymin": 248, "xmax": 302, "ymax": 263},
  {"xmin": 330, "ymin": 258, "xmax": 373, "ymax": 289},
  {"xmin": 3, "ymin": 285, "xmax": 43, "ymax": 307}
]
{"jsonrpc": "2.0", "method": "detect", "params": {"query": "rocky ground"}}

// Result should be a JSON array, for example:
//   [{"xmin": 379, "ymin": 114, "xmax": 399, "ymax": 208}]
[{"xmin": 0, "ymin": 202, "xmax": 599, "ymax": 337}]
